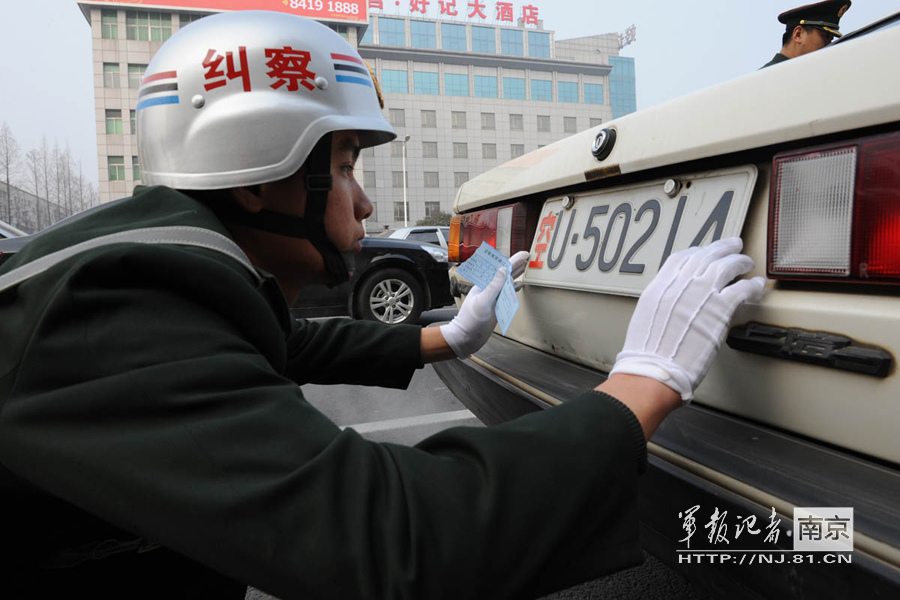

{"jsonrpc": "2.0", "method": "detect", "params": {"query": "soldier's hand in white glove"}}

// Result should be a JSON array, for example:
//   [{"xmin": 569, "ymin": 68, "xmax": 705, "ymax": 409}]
[
  {"xmin": 440, "ymin": 251, "xmax": 529, "ymax": 358},
  {"xmin": 609, "ymin": 238, "xmax": 766, "ymax": 402}
]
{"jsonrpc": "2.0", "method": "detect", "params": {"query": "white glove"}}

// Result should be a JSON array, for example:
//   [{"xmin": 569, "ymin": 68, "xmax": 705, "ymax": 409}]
[
  {"xmin": 441, "ymin": 251, "xmax": 529, "ymax": 358},
  {"xmin": 609, "ymin": 238, "xmax": 766, "ymax": 402}
]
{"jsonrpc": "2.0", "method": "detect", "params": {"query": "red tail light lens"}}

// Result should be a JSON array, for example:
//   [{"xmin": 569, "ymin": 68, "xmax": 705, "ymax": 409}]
[
  {"xmin": 853, "ymin": 137, "xmax": 900, "ymax": 278},
  {"xmin": 449, "ymin": 202, "xmax": 535, "ymax": 263},
  {"xmin": 769, "ymin": 131, "xmax": 900, "ymax": 283}
]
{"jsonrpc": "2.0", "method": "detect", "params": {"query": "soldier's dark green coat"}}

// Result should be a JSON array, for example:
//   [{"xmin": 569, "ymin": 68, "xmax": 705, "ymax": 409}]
[
  {"xmin": 0, "ymin": 186, "xmax": 647, "ymax": 599},
  {"xmin": 761, "ymin": 53, "xmax": 791, "ymax": 68}
]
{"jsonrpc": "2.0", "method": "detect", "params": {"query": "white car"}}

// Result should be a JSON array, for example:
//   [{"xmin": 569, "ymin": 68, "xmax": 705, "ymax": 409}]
[
  {"xmin": 386, "ymin": 226, "xmax": 450, "ymax": 249},
  {"xmin": 435, "ymin": 11, "xmax": 900, "ymax": 598}
]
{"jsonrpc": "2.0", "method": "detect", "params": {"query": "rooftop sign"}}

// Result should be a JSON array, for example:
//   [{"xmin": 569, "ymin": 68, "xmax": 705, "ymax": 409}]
[
  {"xmin": 368, "ymin": 0, "xmax": 541, "ymax": 26},
  {"xmin": 80, "ymin": 0, "xmax": 368, "ymax": 24}
]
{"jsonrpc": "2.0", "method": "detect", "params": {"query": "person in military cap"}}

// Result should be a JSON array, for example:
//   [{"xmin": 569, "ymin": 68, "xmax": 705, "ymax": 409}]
[{"xmin": 761, "ymin": 0, "xmax": 852, "ymax": 68}]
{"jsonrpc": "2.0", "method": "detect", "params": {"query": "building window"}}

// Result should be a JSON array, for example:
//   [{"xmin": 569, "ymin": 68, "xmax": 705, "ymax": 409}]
[
  {"xmin": 410, "ymin": 20, "xmax": 436, "ymax": 49},
  {"xmin": 108, "ymin": 156, "xmax": 125, "ymax": 181},
  {"xmin": 451, "ymin": 111, "xmax": 466, "ymax": 129},
  {"xmin": 537, "ymin": 115, "xmax": 551, "ymax": 132},
  {"xmin": 130, "ymin": 109, "xmax": 136, "ymax": 134},
  {"xmin": 610, "ymin": 56, "xmax": 637, "ymax": 118},
  {"xmin": 481, "ymin": 112, "xmax": 495, "ymax": 130},
  {"xmin": 531, "ymin": 78, "xmax": 552, "ymax": 101},
  {"xmin": 103, "ymin": 63, "xmax": 120, "ymax": 88},
  {"xmin": 361, "ymin": 146, "xmax": 375, "ymax": 157},
  {"xmin": 101, "ymin": 9, "xmax": 118, "ymax": 39},
  {"xmin": 424, "ymin": 172, "xmax": 440, "ymax": 188},
  {"xmin": 128, "ymin": 64, "xmax": 147, "ymax": 89},
  {"xmin": 422, "ymin": 141, "xmax": 438, "ymax": 158},
  {"xmin": 510, "ymin": 144, "xmax": 525, "ymax": 158},
  {"xmin": 584, "ymin": 83, "xmax": 604, "ymax": 105},
  {"xmin": 379, "ymin": 17, "xmax": 406, "ymax": 46},
  {"xmin": 105, "ymin": 110, "xmax": 123, "ymax": 135},
  {"xmin": 509, "ymin": 114, "xmax": 523, "ymax": 131},
  {"xmin": 132, "ymin": 156, "xmax": 141, "ymax": 181},
  {"xmin": 444, "ymin": 73, "xmax": 469, "ymax": 97},
  {"xmin": 425, "ymin": 201, "xmax": 441, "ymax": 216},
  {"xmin": 180, "ymin": 13, "xmax": 204, "ymax": 27},
  {"xmin": 558, "ymin": 81, "xmax": 579, "ymax": 103},
  {"xmin": 330, "ymin": 24, "xmax": 349, "ymax": 41},
  {"xmin": 389, "ymin": 108, "xmax": 405, "ymax": 127},
  {"xmin": 474, "ymin": 75, "xmax": 497, "ymax": 98},
  {"xmin": 590, "ymin": 118, "xmax": 603, "ymax": 128},
  {"xmin": 149, "ymin": 12, "xmax": 172, "ymax": 41},
  {"xmin": 126, "ymin": 10, "xmax": 148, "ymax": 40},
  {"xmin": 392, "ymin": 171, "xmax": 408, "ymax": 188},
  {"xmin": 471, "ymin": 26, "xmax": 496, "ymax": 53},
  {"xmin": 502, "ymin": 77, "xmax": 525, "ymax": 100},
  {"xmin": 390, "ymin": 141, "xmax": 404, "ymax": 157},
  {"xmin": 360, "ymin": 17, "xmax": 374, "ymax": 44},
  {"xmin": 393, "ymin": 202, "xmax": 406, "ymax": 221},
  {"xmin": 564, "ymin": 116, "xmax": 578, "ymax": 133},
  {"xmin": 441, "ymin": 23, "xmax": 467, "ymax": 51},
  {"xmin": 453, "ymin": 143, "xmax": 468, "ymax": 159},
  {"xmin": 482, "ymin": 143, "xmax": 497, "ymax": 159},
  {"xmin": 421, "ymin": 110, "xmax": 437, "ymax": 128},
  {"xmin": 500, "ymin": 29, "xmax": 524, "ymax": 56},
  {"xmin": 381, "ymin": 69, "xmax": 408, "ymax": 94},
  {"xmin": 413, "ymin": 71, "xmax": 439, "ymax": 95},
  {"xmin": 528, "ymin": 31, "xmax": 551, "ymax": 58},
  {"xmin": 364, "ymin": 171, "xmax": 376, "ymax": 188},
  {"xmin": 454, "ymin": 172, "xmax": 469, "ymax": 188},
  {"xmin": 126, "ymin": 11, "xmax": 172, "ymax": 42}
]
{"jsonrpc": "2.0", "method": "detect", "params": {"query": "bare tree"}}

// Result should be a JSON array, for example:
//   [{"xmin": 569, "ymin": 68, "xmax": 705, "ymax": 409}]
[
  {"xmin": 25, "ymin": 148, "xmax": 43, "ymax": 229},
  {"xmin": 52, "ymin": 141, "xmax": 62, "ymax": 221},
  {"xmin": 63, "ymin": 143, "xmax": 73, "ymax": 216},
  {"xmin": 0, "ymin": 121, "xmax": 22, "ymax": 222},
  {"xmin": 40, "ymin": 135, "xmax": 52, "ymax": 226}
]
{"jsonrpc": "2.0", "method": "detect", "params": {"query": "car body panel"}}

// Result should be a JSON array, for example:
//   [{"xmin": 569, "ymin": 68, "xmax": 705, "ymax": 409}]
[{"xmin": 436, "ymin": 11, "xmax": 900, "ymax": 596}]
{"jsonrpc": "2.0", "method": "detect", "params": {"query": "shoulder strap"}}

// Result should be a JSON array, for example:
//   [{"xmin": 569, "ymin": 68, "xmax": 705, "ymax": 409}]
[{"xmin": 0, "ymin": 226, "xmax": 261, "ymax": 295}]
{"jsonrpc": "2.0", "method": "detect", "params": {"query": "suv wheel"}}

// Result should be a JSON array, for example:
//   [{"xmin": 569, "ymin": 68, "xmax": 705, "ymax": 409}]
[{"xmin": 355, "ymin": 268, "xmax": 423, "ymax": 324}]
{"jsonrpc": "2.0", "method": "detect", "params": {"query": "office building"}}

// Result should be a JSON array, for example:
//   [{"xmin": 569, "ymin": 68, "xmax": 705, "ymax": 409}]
[{"xmin": 77, "ymin": 2, "xmax": 636, "ymax": 233}]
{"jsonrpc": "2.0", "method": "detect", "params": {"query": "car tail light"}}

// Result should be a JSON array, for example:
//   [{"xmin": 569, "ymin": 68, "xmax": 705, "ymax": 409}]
[
  {"xmin": 449, "ymin": 202, "xmax": 535, "ymax": 263},
  {"xmin": 768, "ymin": 131, "xmax": 900, "ymax": 283}
]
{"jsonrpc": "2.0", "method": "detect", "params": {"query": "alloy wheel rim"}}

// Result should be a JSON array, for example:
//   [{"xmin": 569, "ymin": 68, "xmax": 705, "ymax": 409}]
[{"xmin": 369, "ymin": 279, "xmax": 415, "ymax": 323}]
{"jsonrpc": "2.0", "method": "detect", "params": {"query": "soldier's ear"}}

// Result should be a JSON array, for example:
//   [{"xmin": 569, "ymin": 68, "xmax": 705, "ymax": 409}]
[{"xmin": 229, "ymin": 186, "xmax": 264, "ymax": 214}]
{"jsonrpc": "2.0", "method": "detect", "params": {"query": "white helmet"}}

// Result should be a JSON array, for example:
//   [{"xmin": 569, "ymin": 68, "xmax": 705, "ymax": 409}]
[{"xmin": 137, "ymin": 10, "xmax": 395, "ymax": 189}]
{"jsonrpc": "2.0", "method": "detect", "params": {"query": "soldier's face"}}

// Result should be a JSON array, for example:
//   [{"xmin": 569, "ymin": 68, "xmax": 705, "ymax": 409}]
[
  {"xmin": 797, "ymin": 27, "xmax": 834, "ymax": 55},
  {"xmin": 322, "ymin": 131, "xmax": 373, "ymax": 254}
]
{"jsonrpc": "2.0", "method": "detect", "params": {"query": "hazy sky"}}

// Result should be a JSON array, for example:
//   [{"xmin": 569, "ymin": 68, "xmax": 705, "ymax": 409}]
[{"xmin": 1, "ymin": 0, "xmax": 897, "ymax": 186}]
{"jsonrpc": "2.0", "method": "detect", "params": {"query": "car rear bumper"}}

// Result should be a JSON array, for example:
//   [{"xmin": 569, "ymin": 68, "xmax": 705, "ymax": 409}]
[{"xmin": 433, "ymin": 334, "xmax": 900, "ymax": 599}]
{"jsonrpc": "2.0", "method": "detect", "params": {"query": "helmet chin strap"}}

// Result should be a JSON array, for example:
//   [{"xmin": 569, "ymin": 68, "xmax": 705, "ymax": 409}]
[{"xmin": 219, "ymin": 133, "xmax": 352, "ymax": 287}]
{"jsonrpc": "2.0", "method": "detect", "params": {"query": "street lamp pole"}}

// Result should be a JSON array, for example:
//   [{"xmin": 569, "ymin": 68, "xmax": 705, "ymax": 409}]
[{"xmin": 401, "ymin": 134, "xmax": 410, "ymax": 227}]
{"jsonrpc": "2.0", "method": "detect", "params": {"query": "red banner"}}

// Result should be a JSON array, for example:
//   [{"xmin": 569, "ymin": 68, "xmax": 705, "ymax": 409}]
[{"xmin": 84, "ymin": 0, "xmax": 368, "ymax": 25}]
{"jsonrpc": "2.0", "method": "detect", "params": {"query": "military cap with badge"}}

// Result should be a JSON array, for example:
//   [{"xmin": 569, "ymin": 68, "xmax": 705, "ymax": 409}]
[{"xmin": 779, "ymin": 0, "xmax": 852, "ymax": 38}]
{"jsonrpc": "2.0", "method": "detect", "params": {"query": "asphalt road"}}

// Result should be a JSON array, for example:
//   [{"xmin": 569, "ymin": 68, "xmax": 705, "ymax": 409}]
[{"xmin": 245, "ymin": 309, "xmax": 712, "ymax": 600}]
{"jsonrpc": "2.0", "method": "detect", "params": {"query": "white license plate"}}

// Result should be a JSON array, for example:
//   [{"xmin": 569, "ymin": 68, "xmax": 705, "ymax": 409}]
[{"xmin": 524, "ymin": 166, "xmax": 757, "ymax": 296}]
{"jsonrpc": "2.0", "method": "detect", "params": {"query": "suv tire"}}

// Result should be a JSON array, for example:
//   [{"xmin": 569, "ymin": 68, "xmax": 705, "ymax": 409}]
[{"xmin": 355, "ymin": 268, "xmax": 423, "ymax": 324}]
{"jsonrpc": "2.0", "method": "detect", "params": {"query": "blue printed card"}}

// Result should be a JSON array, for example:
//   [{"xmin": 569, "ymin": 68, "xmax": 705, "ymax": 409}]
[{"xmin": 456, "ymin": 242, "xmax": 520, "ymax": 334}]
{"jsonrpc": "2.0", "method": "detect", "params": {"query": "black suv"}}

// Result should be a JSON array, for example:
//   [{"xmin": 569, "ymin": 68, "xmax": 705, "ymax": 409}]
[{"xmin": 290, "ymin": 236, "xmax": 453, "ymax": 324}]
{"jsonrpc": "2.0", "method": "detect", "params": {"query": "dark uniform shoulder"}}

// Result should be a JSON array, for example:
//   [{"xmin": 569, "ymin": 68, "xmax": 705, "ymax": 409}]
[{"xmin": 760, "ymin": 53, "xmax": 790, "ymax": 69}]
